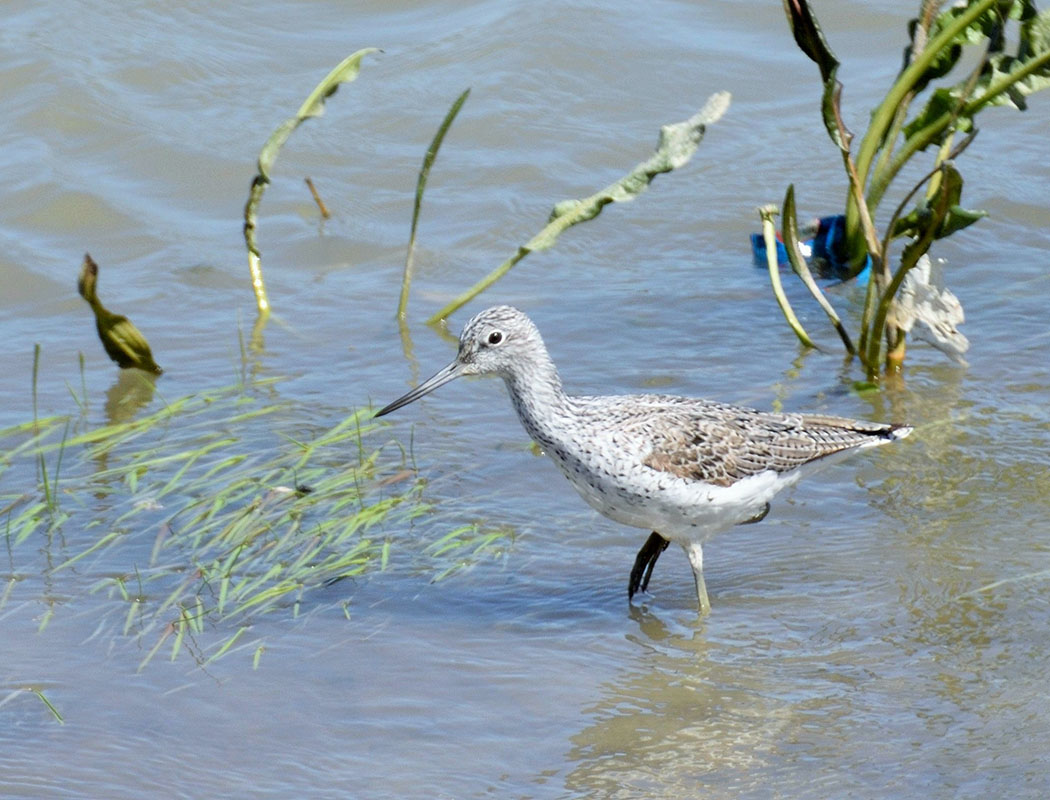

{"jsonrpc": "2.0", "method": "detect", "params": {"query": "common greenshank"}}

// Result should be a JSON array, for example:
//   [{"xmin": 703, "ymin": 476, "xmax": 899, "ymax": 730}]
[{"xmin": 376, "ymin": 306, "xmax": 912, "ymax": 613}]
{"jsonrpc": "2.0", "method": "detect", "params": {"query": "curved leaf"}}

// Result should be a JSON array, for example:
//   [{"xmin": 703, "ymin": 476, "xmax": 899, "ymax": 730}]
[
  {"xmin": 243, "ymin": 48, "xmax": 380, "ymax": 314},
  {"xmin": 782, "ymin": 186, "xmax": 855, "ymax": 354},
  {"xmin": 399, "ymin": 87, "xmax": 471, "ymax": 320},
  {"xmin": 782, "ymin": 0, "xmax": 840, "ymax": 83},
  {"xmin": 257, "ymin": 48, "xmax": 380, "ymax": 182},
  {"xmin": 890, "ymin": 163, "xmax": 987, "ymax": 240},
  {"xmin": 759, "ymin": 204, "xmax": 818, "ymax": 351},
  {"xmin": 426, "ymin": 92, "xmax": 731, "ymax": 323},
  {"xmin": 77, "ymin": 254, "xmax": 163, "ymax": 375}
]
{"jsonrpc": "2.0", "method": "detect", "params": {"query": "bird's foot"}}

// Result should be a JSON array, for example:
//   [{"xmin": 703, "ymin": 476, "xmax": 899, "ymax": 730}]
[{"xmin": 628, "ymin": 531, "xmax": 670, "ymax": 599}]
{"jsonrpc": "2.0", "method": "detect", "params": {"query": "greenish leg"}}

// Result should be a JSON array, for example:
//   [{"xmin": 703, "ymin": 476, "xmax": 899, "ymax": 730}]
[{"xmin": 684, "ymin": 541, "xmax": 711, "ymax": 615}]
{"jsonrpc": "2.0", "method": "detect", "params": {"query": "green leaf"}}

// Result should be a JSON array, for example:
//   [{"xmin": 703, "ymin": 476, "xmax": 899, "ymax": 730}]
[
  {"xmin": 922, "ymin": 0, "xmax": 1023, "ymax": 52},
  {"xmin": 893, "ymin": 204, "xmax": 988, "ymax": 240},
  {"xmin": 426, "ymin": 91, "xmax": 731, "ymax": 323},
  {"xmin": 820, "ymin": 65, "xmax": 852, "ymax": 152},
  {"xmin": 891, "ymin": 163, "xmax": 988, "ymax": 240},
  {"xmin": 758, "ymin": 203, "xmax": 819, "ymax": 351},
  {"xmin": 256, "ymin": 48, "xmax": 380, "ymax": 182},
  {"xmin": 865, "ymin": 162, "xmax": 956, "ymax": 370},
  {"xmin": 77, "ymin": 254, "xmax": 163, "ymax": 375},
  {"xmin": 398, "ymin": 87, "xmax": 471, "ymax": 320},
  {"xmin": 243, "ymin": 47, "xmax": 380, "ymax": 314},
  {"xmin": 782, "ymin": 0, "xmax": 840, "ymax": 83},
  {"xmin": 32, "ymin": 690, "xmax": 64, "ymax": 724},
  {"xmin": 902, "ymin": 86, "xmax": 972, "ymax": 142},
  {"xmin": 902, "ymin": 0, "xmax": 1000, "ymax": 96},
  {"xmin": 856, "ymin": 0, "xmax": 998, "ymax": 194},
  {"xmin": 782, "ymin": 186, "xmax": 855, "ymax": 355},
  {"xmin": 903, "ymin": 9, "xmax": 1050, "ymax": 149}
]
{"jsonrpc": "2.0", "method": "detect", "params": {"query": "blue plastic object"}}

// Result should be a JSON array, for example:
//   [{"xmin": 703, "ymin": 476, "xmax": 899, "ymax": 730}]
[{"xmin": 751, "ymin": 214, "xmax": 870, "ymax": 284}]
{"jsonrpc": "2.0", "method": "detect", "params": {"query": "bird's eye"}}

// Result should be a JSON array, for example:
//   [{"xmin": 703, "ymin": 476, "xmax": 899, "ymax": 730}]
[{"xmin": 487, "ymin": 331, "xmax": 503, "ymax": 346}]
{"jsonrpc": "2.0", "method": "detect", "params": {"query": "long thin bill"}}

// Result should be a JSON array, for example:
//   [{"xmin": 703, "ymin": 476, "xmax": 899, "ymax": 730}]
[{"xmin": 374, "ymin": 360, "xmax": 464, "ymax": 417}]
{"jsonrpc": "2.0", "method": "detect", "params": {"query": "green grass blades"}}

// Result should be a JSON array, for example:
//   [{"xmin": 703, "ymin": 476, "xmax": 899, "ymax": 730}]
[
  {"xmin": 77, "ymin": 254, "xmax": 163, "ymax": 375},
  {"xmin": 1, "ymin": 375, "xmax": 425, "ymax": 671},
  {"xmin": 0, "ymin": 689, "xmax": 66, "ymax": 723},
  {"xmin": 243, "ymin": 47, "xmax": 380, "ymax": 316},
  {"xmin": 425, "ymin": 523, "xmax": 513, "ymax": 583},
  {"xmin": 426, "ymin": 91, "xmax": 731, "ymax": 324}
]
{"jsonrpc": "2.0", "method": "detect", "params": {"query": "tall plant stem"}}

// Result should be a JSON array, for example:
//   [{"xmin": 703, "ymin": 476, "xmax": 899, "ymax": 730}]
[
  {"xmin": 398, "ymin": 88, "xmax": 471, "ymax": 321},
  {"xmin": 846, "ymin": 0, "xmax": 998, "ymax": 249},
  {"xmin": 868, "ymin": 46, "xmax": 1050, "ymax": 212}
]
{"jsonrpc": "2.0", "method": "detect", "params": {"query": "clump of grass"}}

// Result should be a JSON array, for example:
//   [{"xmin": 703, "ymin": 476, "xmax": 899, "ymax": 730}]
[
  {"xmin": 425, "ymin": 522, "xmax": 513, "ymax": 583},
  {"xmin": 1, "ymin": 363, "xmax": 435, "ymax": 670}
]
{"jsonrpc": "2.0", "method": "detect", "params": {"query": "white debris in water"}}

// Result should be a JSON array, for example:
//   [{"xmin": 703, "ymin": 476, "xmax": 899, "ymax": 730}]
[{"xmin": 896, "ymin": 254, "xmax": 969, "ymax": 365}]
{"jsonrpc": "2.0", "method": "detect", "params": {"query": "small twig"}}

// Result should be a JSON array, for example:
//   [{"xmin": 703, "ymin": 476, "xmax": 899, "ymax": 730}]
[{"xmin": 304, "ymin": 177, "xmax": 330, "ymax": 219}]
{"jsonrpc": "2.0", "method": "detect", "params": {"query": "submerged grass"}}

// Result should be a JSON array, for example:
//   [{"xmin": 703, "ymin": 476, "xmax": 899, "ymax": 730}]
[
  {"xmin": 425, "ymin": 522, "xmax": 514, "ymax": 583},
  {"xmin": 1, "ymin": 366, "xmax": 504, "ymax": 671},
  {"xmin": 0, "ymin": 688, "xmax": 64, "ymax": 723}
]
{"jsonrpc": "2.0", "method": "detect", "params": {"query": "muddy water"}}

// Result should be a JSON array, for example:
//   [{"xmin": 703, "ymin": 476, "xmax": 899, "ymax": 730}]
[{"xmin": 2, "ymin": 0, "xmax": 1050, "ymax": 797}]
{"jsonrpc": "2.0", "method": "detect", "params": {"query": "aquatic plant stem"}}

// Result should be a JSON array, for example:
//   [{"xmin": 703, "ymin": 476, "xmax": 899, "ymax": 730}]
[
  {"xmin": 32, "ymin": 343, "xmax": 40, "ymax": 424},
  {"xmin": 869, "ymin": 0, "xmax": 938, "ymax": 202},
  {"xmin": 243, "ymin": 47, "xmax": 379, "ymax": 316},
  {"xmin": 847, "ymin": 0, "xmax": 997, "ymax": 251},
  {"xmin": 398, "ymin": 88, "xmax": 470, "ymax": 321},
  {"xmin": 781, "ymin": 186, "xmax": 855, "ymax": 355},
  {"xmin": 759, "ymin": 205, "xmax": 818, "ymax": 351},
  {"xmin": 863, "ymin": 167, "xmax": 951, "ymax": 375},
  {"xmin": 869, "ymin": 46, "xmax": 1050, "ymax": 213},
  {"xmin": 426, "ymin": 92, "xmax": 731, "ymax": 324}
]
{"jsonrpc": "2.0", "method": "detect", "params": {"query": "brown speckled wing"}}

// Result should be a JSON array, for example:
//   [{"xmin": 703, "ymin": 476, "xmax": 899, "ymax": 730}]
[{"xmin": 635, "ymin": 404, "xmax": 898, "ymax": 487}]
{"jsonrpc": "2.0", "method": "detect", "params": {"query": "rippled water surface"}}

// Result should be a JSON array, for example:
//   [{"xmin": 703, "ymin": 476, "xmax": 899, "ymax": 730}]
[{"xmin": 3, "ymin": 0, "xmax": 1050, "ymax": 797}]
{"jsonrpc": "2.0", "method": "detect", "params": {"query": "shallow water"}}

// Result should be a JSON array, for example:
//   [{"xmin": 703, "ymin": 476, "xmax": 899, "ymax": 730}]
[{"xmin": 3, "ymin": 0, "xmax": 1050, "ymax": 797}]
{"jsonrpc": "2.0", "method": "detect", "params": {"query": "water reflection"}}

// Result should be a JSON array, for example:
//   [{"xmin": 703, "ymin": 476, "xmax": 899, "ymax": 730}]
[
  {"xmin": 103, "ymin": 368, "xmax": 157, "ymax": 424},
  {"xmin": 565, "ymin": 608, "xmax": 794, "ymax": 796},
  {"xmin": 557, "ymin": 380, "xmax": 1050, "ymax": 797}
]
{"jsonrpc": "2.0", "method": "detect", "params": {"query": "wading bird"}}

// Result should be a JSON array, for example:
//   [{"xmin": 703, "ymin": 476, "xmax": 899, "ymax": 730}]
[{"xmin": 376, "ymin": 306, "xmax": 911, "ymax": 613}]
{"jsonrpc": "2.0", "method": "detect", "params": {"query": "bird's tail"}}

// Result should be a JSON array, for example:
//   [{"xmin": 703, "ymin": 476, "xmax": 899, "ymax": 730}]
[{"xmin": 888, "ymin": 424, "xmax": 914, "ymax": 440}]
